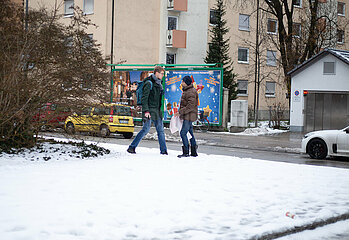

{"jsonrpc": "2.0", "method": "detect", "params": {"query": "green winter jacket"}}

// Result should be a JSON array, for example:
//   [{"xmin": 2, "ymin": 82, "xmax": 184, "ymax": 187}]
[{"xmin": 141, "ymin": 76, "xmax": 164, "ymax": 121}]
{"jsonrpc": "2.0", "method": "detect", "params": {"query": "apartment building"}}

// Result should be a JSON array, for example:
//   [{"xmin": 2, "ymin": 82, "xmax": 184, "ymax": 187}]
[
  {"xmin": 28, "ymin": 0, "xmax": 207, "ymax": 64},
  {"xmin": 210, "ymin": 0, "xmax": 349, "ymax": 119},
  {"xmin": 27, "ymin": 0, "xmax": 348, "ymax": 119}
]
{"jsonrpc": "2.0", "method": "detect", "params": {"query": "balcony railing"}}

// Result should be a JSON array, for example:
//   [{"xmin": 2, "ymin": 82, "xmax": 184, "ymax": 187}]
[
  {"xmin": 167, "ymin": 0, "xmax": 187, "ymax": 12},
  {"xmin": 166, "ymin": 30, "xmax": 187, "ymax": 48}
]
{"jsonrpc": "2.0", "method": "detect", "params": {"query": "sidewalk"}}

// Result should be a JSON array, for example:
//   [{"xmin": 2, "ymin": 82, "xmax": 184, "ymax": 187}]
[{"xmin": 139, "ymin": 126, "xmax": 304, "ymax": 154}]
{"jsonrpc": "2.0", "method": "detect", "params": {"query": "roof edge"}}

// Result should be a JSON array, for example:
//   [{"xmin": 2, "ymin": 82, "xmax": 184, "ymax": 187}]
[{"xmin": 287, "ymin": 48, "xmax": 349, "ymax": 76}]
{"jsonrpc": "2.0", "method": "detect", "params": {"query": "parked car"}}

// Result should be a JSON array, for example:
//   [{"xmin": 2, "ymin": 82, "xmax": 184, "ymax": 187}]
[
  {"xmin": 301, "ymin": 126, "xmax": 349, "ymax": 159},
  {"xmin": 64, "ymin": 103, "xmax": 134, "ymax": 138},
  {"xmin": 32, "ymin": 103, "xmax": 70, "ymax": 129}
]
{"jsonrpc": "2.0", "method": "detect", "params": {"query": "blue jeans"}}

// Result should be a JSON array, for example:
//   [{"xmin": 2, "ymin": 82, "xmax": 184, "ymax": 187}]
[
  {"xmin": 130, "ymin": 118, "xmax": 167, "ymax": 153},
  {"xmin": 180, "ymin": 120, "xmax": 196, "ymax": 150}
]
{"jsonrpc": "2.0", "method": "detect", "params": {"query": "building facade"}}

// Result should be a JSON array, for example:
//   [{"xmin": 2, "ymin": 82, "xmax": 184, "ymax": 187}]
[
  {"xmin": 28, "ymin": 0, "xmax": 349, "ymax": 120},
  {"xmin": 289, "ymin": 49, "xmax": 349, "ymax": 132}
]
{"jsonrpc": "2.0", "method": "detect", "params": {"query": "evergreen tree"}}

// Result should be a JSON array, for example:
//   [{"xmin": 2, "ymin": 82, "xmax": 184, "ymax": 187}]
[{"xmin": 205, "ymin": 0, "xmax": 237, "ymax": 101}]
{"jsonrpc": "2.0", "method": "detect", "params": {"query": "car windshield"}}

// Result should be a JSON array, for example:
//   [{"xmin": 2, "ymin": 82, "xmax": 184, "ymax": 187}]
[{"xmin": 112, "ymin": 106, "xmax": 131, "ymax": 116}]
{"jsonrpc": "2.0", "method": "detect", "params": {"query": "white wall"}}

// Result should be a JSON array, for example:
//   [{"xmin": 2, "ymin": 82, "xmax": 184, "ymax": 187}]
[
  {"xmin": 290, "ymin": 54, "xmax": 349, "ymax": 131},
  {"xmin": 159, "ymin": 0, "xmax": 209, "ymax": 64}
]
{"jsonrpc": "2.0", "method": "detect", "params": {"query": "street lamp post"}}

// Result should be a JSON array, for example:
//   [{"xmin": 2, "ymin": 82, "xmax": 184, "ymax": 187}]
[
  {"xmin": 110, "ymin": 0, "xmax": 115, "ymax": 103},
  {"xmin": 253, "ymin": 0, "xmax": 260, "ymax": 127},
  {"xmin": 111, "ymin": 0, "xmax": 115, "ymax": 65}
]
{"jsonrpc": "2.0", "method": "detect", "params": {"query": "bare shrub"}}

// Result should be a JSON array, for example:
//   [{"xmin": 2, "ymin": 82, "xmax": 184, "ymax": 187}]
[{"xmin": 0, "ymin": 0, "xmax": 109, "ymax": 152}]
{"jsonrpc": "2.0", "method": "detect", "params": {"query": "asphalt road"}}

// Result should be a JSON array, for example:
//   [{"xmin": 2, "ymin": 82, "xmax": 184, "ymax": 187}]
[{"xmin": 41, "ymin": 131, "xmax": 349, "ymax": 169}]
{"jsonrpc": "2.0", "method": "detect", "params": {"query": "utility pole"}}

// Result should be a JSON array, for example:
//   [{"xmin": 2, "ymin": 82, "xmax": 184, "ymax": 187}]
[
  {"xmin": 111, "ymin": 0, "xmax": 115, "ymax": 65},
  {"xmin": 110, "ymin": 0, "xmax": 115, "ymax": 103},
  {"xmin": 253, "ymin": 0, "xmax": 260, "ymax": 127}
]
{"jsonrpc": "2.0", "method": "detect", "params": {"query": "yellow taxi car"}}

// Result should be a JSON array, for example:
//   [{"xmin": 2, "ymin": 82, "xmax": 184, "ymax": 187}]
[{"xmin": 64, "ymin": 104, "xmax": 134, "ymax": 138}]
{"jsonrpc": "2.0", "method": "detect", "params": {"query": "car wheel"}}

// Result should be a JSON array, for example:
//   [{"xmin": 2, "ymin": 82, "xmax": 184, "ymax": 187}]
[
  {"xmin": 100, "ymin": 125, "xmax": 110, "ymax": 137},
  {"xmin": 307, "ymin": 139, "xmax": 328, "ymax": 159},
  {"xmin": 123, "ymin": 132, "xmax": 133, "ymax": 139},
  {"xmin": 65, "ymin": 122, "xmax": 75, "ymax": 134}
]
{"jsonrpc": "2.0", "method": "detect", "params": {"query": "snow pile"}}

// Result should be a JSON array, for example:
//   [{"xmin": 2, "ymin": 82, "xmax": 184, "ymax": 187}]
[
  {"xmin": 0, "ymin": 139, "xmax": 348, "ymax": 240},
  {"xmin": 230, "ymin": 121, "xmax": 288, "ymax": 136},
  {"xmin": 0, "ymin": 140, "xmax": 110, "ymax": 163},
  {"xmin": 233, "ymin": 126, "xmax": 287, "ymax": 136}
]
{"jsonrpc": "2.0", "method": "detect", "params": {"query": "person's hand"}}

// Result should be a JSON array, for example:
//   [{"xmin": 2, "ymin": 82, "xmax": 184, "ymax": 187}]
[
  {"xmin": 145, "ymin": 112, "xmax": 151, "ymax": 119},
  {"xmin": 174, "ymin": 112, "xmax": 179, "ymax": 117}
]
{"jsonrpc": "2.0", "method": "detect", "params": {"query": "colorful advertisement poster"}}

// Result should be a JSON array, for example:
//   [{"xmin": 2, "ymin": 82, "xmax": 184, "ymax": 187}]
[
  {"xmin": 112, "ymin": 70, "xmax": 153, "ymax": 118},
  {"xmin": 164, "ymin": 70, "xmax": 222, "ymax": 124}
]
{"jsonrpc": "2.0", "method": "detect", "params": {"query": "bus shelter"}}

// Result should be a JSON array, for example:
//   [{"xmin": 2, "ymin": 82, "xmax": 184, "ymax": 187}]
[{"xmin": 108, "ymin": 64, "xmax": 223, "ymax": 126}]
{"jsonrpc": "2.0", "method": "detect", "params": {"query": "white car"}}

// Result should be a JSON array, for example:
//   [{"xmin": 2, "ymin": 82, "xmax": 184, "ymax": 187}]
[{"xmin": 301, "ymin": 126, "xmax": 349, "ymax": 159}]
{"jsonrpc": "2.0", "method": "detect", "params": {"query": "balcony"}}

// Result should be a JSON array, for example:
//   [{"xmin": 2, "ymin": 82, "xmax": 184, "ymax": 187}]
[
  {"xmin": 166, "ymin": 30, "xmax": 187, "ymax": 48},
  {"xmin": 167, "ymin": 0, "xmax": 187, "ymax": 12}
]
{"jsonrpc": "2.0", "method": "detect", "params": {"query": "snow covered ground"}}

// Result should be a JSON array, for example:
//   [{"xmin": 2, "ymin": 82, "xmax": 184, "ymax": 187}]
[
  {"xmin": 228, "ymin": 121, "xmax": 288, "ymax": 136},
  {"xmin": 0, "ymin": 138, "xmax": 348, "ymax": 240}
]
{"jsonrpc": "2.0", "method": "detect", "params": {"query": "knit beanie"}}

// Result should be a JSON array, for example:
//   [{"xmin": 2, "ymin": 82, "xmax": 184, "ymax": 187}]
[{"xmin": 183, "ymin": 76, "xmax": 192, "ymax": 86}]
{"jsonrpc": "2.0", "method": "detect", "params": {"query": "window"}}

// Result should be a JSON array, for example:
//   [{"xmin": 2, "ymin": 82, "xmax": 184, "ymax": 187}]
[
  {"xmin": 239, "ymin": 14, "xmax": 250, "ymax": 31},
  {"xmin": 65, "ymin": 36, "xmax": 73, "ymax": 47},
  {"xmin": 81, "ymin": 107, "xmax": 92, "ymax": 115},
  {"xmin": 294, "ymin": 0, "xmax": 302, "ymax": 7},
  {"xmin": 238, "ymin": 47, "xmax": 249, "ymax": 63},
  {"xmin": 267, "ymin": 50, "xmax": 277, "ymax": 66},
  {"xmin": 64, "ymin": 0, "xmax": 74, "ymax": 16},
  {"xmin": 265, "ymin": 81, "xmax": 275, "ymax": 97},
  {"xmin": 267, "ymin": 19, "xmax": 277, "ymax": 34},
  {"xmin": 65, "ymin": 36, "xmax": 73, "ymax": 54},
  {"xmin": 293, "ymin": 23, "xmax": 301, "ymax": 37},
  {"xmin": 93, "ymin": 106, "xmax": 110, "ymax": 115},
  {"xmin": 168, "ymin": 16, "xmax": 177, "ymax": 30},
  {"xmin": 83, "ymin": 34, "xmax": 93, "ymax": 46},
  {"xmin": 166, "ymin": 53, "xmax": 176, "ymax": 64},
  {"xmin": 112, "ymin": 106, "xmax": 132, "ymax": 116},
  {"xmin": 323, "ymin": 62, "xmax": 336, "ymax": 74},
  {"xmin": 338, "ymin": 2, "xmax": 345, "ymax": 16},
  {"xmin": 237, "ymin": 80, "xmax": 248, "ymax": 95},
  {"xmin": 210, "ymin": 9, "xmax": 219, "ymax": 25},
  {"xmin": 337, "ymin": 30, "xmax": 344, "ymax": 44},
  {"xmin": 84, "ymin": 0, "xmax": 94, "ymax": 14}
]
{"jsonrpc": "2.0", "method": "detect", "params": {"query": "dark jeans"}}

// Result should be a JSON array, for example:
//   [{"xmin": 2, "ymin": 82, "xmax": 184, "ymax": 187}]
[
  {"xmin": 130, "ymin": 118, "xmax": 167, "ymax": 153},
  {"xmin": 180, "ymin": 120, "xmax": 196, "ymax": 150}
]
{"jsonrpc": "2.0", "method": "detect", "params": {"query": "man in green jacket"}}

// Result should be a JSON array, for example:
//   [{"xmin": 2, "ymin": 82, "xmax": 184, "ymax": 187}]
[{"xmin": 127, "ymin": 66, "xmax": 168, "ymax": 155}]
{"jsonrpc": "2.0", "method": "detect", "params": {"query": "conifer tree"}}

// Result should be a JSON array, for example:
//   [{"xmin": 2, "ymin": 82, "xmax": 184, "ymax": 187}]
[{"xmin": 205, "ymin": 0, "xmax": 237, "ymax": 100}]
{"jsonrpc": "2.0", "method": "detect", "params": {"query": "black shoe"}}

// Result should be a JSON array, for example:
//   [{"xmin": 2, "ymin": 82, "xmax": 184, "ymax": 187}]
[
  {"xmin": 127, "ymin": 146, "xmax": 136, "ymax": 154},
  {"xmin": 177, "ymin": 146, "xmax": 189, "ymax": 158},
  {"xmin": 190, "ymin": 145, "xmax": 198, "ymax": 157},
  {"xmin": 160, "ymin": 151, "xmax": 168, "ymax": 155}
]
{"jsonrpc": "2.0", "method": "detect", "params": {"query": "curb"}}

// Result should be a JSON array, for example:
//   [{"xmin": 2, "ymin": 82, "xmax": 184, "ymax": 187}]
[
  {"xmin": 202, "ymin": 141, "xmax": 301, "ymax": 154},
  {"xmin": 250, "ymin": 212, "xmax": 349, "ymax": 240}
]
